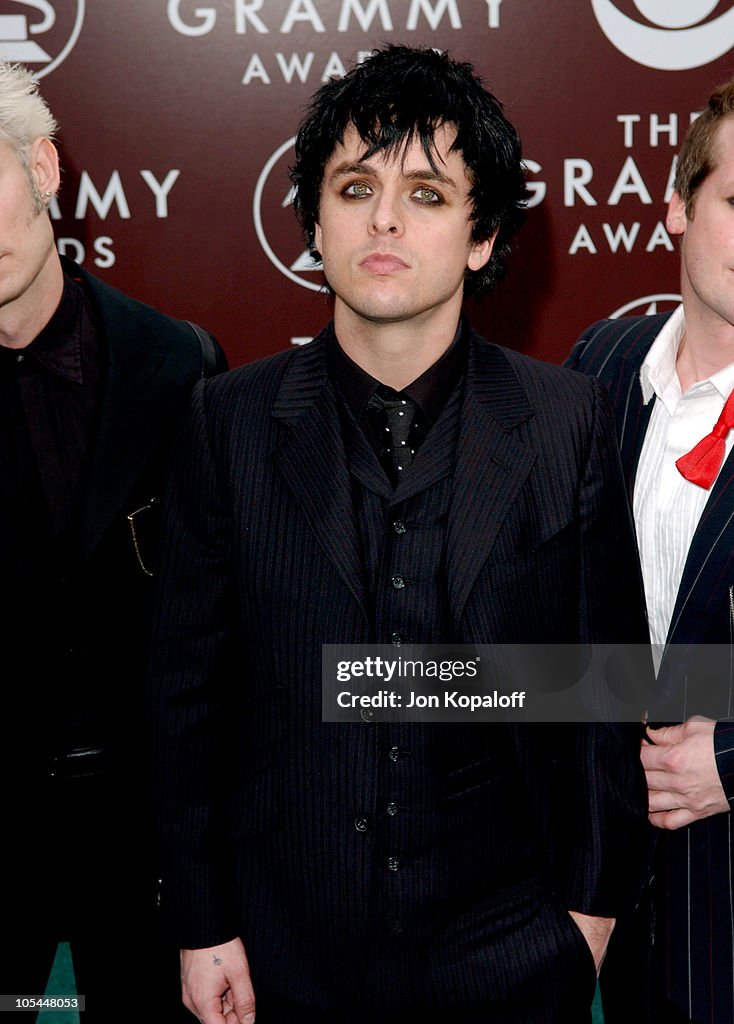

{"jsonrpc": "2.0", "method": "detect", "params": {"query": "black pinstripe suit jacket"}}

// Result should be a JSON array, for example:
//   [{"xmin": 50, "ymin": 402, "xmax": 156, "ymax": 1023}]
[
  {"xmin": 150, "ymin": 323, "xmax": 650, "ymax": 1016},
  {"xmin": 568, "ymin": 313, "xmax": 734, "ymax": 1024}
]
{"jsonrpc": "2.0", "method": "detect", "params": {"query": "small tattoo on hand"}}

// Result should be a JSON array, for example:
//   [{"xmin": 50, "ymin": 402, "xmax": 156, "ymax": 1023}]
[{"xmin": 213, "ymin": 955, "xmax": 223, "ymax": 966}]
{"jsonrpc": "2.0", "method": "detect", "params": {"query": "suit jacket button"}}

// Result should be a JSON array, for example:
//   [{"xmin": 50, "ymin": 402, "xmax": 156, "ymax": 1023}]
[
  {"xmin": 361, "ymin": 708, "xmax": 374, "ymax": 722},
  {"xmin": 386, "ymin": 802, "xmax": 399, "ymax": 816},
  {"xmin": 387, "ymin": 856, "xmax": 400, "ymax": 872},
  {"xmin": 392, "ymin": 519, "xmax": 407, "ymax": 535},
  {"xmin": 391, "ymin": 574, "xmax": 406, "ymax": 590},
  {"xmin": 388, "ymin": 746, "xmax": 401, "ymax": 762},
  {"xmin": 384, "ymin": 912, "xmax": 404, "ymax": 936},
  {"xmin": 354, "ymin": 817, "xmax": 369, "ymax": 833}
]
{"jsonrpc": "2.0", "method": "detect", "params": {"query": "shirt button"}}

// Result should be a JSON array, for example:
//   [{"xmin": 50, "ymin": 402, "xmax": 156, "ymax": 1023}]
[
  {"xmin": 384, "ymin": 912, "xmax": 404, "ymax": 936},
  {"xmin": 354, "ymin": 817, "xmax": 369, "ymax": 833},
  {"xmin": 387, "ymin": 856, "xmax": 400, "ymax": 872},
  {"xmin": 393, "ymin": 519, "xmax": 407, "ymax": 535},
  {"xmin": 391, "ymin": 574, "xmax": 405, "ymax": 590},
  {"xmin": 388, "ymin": 746, "xmax": 401, "ymax": 762},
  {"xmin": 386, "ymin": 802, "xmax": 399, "ymax": 816}
]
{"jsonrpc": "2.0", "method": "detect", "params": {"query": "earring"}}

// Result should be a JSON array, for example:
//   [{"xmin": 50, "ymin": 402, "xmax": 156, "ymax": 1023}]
[{"xmin": 42, "ymin": 191, "xmax": 53, "ymax": 201}]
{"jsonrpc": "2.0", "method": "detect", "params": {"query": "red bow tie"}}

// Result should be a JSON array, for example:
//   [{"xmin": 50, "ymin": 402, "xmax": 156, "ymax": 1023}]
[{"xmin": 676, "ymin": 390, "xmax": 734, "ymax": 488}]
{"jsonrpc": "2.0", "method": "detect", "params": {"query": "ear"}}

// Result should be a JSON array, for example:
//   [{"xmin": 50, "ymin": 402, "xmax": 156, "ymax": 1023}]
[
  {"xmin": 666, "ymin": 191, "xmax": 687, "ymax": 237},
  {"xmin": 28, "ymin": 136, "xmax": 60, "ymax": 197},
  {"xmin": 314, "ymin": 222, "xmax": 323, "ymax": 255},
  {"xmin": 467, "ymin": 231, "xmax": 496, "ymax": 272}
]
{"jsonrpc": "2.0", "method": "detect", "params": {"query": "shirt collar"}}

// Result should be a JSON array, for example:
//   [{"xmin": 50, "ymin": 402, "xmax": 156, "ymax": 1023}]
[
  {"xmin": 640, "ymin": 304, "xmax": 734, "ymax": 411},
  {"xmin": 23, "ymin": 273, "xmax": 84, "ymax": 384},
  {"xmin": 327, "ymin": 319, "xmax": 468, "ymax": 426},
  {"xmin": 639, "ymin": 305, "xmax": 686, "ymax": 406}
]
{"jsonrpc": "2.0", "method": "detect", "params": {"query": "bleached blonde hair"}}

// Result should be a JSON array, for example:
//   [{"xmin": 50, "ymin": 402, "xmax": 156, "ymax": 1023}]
[{"xmin": 0, "ymin": 61, "xmax": 58, "ymax": 169}]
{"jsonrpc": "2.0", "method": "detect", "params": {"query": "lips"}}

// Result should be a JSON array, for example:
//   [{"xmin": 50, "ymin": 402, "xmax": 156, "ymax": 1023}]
[{"xmin": 359, "ymin": 252, "xmax": 409, "ymax": 274}]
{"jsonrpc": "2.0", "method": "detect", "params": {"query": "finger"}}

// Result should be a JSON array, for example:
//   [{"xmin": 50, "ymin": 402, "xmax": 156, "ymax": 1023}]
[
  {"xmin": 646, "ymin": 724, "xmax": 684, "ymax": 746},
  {"xmin": 640, "ymin": 742, "xmax": 675, "ymax": 771},
  {"xmin": 649, "ymin": 808, "xmax": 696, "ymax": 830},
  {"xmin": 644, "ymin": 765, "xmax": 689, "ymax": 792},
  {"xmin": 230, "ymin": 978, "xmax": 256, "ymax": 1024},
  {"xmin": 647, "ymin": 790, "xmax": 685, "ymax": 813},
  {"xmin": 196, "ymin": 996, "xmax": 228, "ymax": 1024}
]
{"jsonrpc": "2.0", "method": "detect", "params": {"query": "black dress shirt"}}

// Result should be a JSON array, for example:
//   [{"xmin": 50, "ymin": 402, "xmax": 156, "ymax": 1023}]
[
  {"xmin": 0, "ymin": 273, "xmax": 101, "ymax": 554},
  {"xmin": 327, "ymin": 321, "xmax": 468, "ymax": 465}
]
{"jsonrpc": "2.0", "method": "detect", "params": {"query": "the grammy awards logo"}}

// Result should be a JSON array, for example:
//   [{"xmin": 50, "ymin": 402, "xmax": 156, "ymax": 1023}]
[
  {"xmin": 0, "ymin": 1, "xmax": 84, "ymax": 78},
  {"xmin": 253, "ymin": 136, "xmax": 324, "ymax": 294},
  {"xmin": 591, "ymin": 0, "xmax": 734, "ymax": 71},
  {"xmin": 611, "ymin": 294, "xmax": 681, "ymax": 319}
]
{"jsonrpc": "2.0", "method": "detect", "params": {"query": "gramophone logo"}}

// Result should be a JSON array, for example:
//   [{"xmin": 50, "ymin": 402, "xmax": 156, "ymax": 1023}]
[
  {"xmin": 253, "ymin": 136, "xmax": 324, "ymax": 293},
  {"xmin": 611, "ymin": 294, "xmax": 681, "ymax": 318},
  {"xmin": 591, "ymin": 0, "xmax": 734, "ymax": 71},
  {"xmin": 0, "ymin": 1, "xmax": 85, "ymax": 79}
]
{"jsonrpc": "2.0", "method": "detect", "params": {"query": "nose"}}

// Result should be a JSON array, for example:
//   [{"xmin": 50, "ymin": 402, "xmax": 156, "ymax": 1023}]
[{"xmin": 369, "ymin": 190, "xmax": 404, "ymax": 237}]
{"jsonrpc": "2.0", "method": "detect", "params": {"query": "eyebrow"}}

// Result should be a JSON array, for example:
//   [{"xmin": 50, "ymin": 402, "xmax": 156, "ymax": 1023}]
[{"xmin": 326, "ymin": 160, "xmax": 458, "ymax": 190}]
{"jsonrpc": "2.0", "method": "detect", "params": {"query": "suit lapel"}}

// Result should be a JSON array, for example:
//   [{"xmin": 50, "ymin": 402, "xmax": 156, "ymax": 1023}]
[
  {"xmin": 272, "ymin": 330, "xmax": 369, "ymax": 620},
  {"xmin": 606, "ymin": 317, "xmax": 664, "ymax": 502},
  {"xmin": 447, "ymin": 334, "xmax": 536, "ymax": 623},
  {"xmin": 667, "ymin": 447, "xmax": 734, "ymax": 645}
]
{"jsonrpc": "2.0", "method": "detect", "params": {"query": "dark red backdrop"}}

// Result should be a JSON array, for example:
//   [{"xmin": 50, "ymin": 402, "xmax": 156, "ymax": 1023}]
[{"xmin": 6, "ymin": 0, "xmax": 733, "ymax": 365}]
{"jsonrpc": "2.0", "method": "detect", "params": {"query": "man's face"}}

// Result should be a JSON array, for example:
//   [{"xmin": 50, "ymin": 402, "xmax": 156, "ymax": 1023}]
[
  {"xmin": 667, "ymin": 115, "xmax": 734, "ymax": 334},
  {"xmin": 0, "ymin": 138, "xmax": 56, "ymax": 316},
  {"xmin": 314, "ymin": 123, "xmax": 493, "ymax": 334}
]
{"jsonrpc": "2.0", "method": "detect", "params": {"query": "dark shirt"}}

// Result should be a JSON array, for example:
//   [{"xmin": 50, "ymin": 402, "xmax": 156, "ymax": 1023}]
[
  {"xmin": 326, "ymin": 320, "xmax": 468, "ymax": 462},
  {"xmin": 0, "ymin": 273, "xmax": 101, "ymax": 552}
]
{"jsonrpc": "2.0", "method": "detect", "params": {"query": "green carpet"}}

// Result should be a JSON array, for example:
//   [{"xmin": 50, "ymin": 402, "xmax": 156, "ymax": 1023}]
[
  {"xmin": 42, "ymin": 944, "xmax": 79, "ymax": 1024},
  {"xmin": 593, "ymin": 983, "xmax": 605, "ymax": 1021},
  {"xmin": 40, "ymin": 941, "xmax": 604, "ymax": 1022}
]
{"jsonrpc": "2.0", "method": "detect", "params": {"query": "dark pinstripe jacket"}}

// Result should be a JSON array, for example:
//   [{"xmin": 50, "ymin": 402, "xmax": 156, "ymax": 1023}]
[
  {"xmin": 151, "ymin": 323, "xmax": 650, "ymax": 1016},
  {"xmin": 568, "ymin": 313, "xmax": 734, "ymax": 1024}
]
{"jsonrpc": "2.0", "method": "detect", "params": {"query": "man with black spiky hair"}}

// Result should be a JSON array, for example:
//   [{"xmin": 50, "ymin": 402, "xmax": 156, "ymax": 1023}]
[{"xmin": 151, "ymin": 45, "xmax": 650, "ymax": 1024}]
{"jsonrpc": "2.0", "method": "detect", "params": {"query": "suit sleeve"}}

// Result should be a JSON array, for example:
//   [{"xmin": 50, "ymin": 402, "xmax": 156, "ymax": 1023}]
[
  {"xmin": 148, "ymin": 378, "xmax": 240, "ymax": 949},
  {"xmin": 714, "ymin": 722, "xmax": 734, "ymax": 805},
  {"xmin": 563, "ymin": 337, "xmax": 588, "ymax": 373},
  {"xmin": 551, "ymin": 378, "xmax": 651, "ymax": 916}
]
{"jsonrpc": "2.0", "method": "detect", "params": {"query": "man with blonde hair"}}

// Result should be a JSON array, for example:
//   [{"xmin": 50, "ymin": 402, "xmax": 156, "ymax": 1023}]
[
  {"xmin": 568, "ymin": 75, "xmax": 734, "ymax": 1024},
  {"xmin": 0, "ymin": 62, "xmax": 224, "ymax": 1021}
]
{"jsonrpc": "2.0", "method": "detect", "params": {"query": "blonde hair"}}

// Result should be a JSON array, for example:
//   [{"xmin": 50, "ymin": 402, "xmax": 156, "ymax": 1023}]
[
  {"xmin": 675, "ymin": 78, "xmax": 734, "ymax": 215},
  {"xmin": 0, "ymin": 61, "xmax": 58, "ymax": 169}
]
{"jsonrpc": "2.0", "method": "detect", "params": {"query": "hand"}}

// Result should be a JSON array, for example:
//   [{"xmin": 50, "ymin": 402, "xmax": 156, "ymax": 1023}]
[
  {"xmin": 180, "ymin": 938, "xmax": 255, "ymax": 1024},
  {"xmin": 642, "ymin": 717, "xmax": 730, "ymax": 830},
  {"xmin": 568, "ymin": 911, "xmax": 615, "ymax": 974}
]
